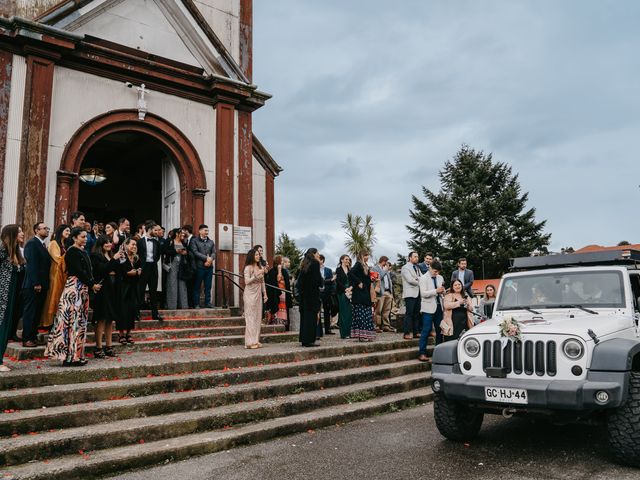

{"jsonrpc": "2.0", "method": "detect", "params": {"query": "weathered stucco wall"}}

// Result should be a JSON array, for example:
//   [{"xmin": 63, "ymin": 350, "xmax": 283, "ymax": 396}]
[
  {"xmin": 252, "ymin": 155, "xmax": 267, "ymax": 256},
  {"xmin": 45, "ymin": 66, "xmax": 217, "ymax": 231},
  {"xmin": 1, "ymin": 0, "xmax": 60, "ymax": 18},
  {"xmin": 193, "ymin": 0, "xmax": 240, "ymax": 63}
]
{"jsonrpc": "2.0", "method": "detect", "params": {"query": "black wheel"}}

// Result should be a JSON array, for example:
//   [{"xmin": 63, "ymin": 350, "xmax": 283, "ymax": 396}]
[
  {"xmin": 433, "ymin": 392, "xmax": 484, "ymax": 441},
  {"xmin": 608, "ymin": 371, "xmax": 640, "ymax": 466}
]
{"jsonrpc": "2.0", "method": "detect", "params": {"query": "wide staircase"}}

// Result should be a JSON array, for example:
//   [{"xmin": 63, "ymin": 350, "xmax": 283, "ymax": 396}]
[{"xmin": 0, "ymin": 309, "xmax": 432, "ymax": 479}]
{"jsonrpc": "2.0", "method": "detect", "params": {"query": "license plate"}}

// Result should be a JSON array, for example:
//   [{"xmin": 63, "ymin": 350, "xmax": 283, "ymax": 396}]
[{"xmin": 484, "ymin": 387, "xmax": 528, "ymax": 405}]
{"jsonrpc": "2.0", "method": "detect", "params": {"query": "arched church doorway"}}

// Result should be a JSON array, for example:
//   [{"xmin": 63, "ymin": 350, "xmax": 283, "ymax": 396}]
[
  {"xmin": 54, "ymin": 110, "xmax": 208, "ymax": 231},
  {"xmin": 77, "ymin": 131, "xmax": 180, "ymax": 230}
]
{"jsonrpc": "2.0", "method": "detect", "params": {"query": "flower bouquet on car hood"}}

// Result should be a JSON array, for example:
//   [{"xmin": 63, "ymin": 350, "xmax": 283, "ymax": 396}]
[{"xmin": 498, "ymin": 316, "xmax": 522, "ymax": 345}]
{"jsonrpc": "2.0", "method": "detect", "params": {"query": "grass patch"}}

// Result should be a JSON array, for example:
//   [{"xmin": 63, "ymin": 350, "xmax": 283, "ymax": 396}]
[{"xmin": 345, "ymin": 390, "xmax": 376, "ymax": 404}]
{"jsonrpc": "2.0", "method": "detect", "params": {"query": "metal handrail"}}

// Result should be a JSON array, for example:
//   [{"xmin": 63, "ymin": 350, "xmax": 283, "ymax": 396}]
[{"xmin": 214, "ymin": 268, "xmax": 292, "ymax": 309}]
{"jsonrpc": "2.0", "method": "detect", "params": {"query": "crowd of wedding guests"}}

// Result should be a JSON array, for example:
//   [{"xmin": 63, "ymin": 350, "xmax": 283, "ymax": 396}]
[
  {"xmin": 0, "ymin": 212, "xmax": 219, "ymax": 371},
  {"xmin": 254, "ymin": 248, "xmax": 495, "ymax": 357}
]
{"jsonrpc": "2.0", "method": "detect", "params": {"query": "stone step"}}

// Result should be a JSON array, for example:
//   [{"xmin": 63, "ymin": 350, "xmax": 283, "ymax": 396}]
[
  {"xmin": 0, "ymin": 358, "xmax": 429, "ymax": 436},
  {"xmin": 110, "ymin": 316, "xmax": 247, "ymax": 329},
  {"xmin": 0, "ymin": 346, "xmax": 427, "ymax": 411},
  {"xmin": 0, "ymin": 387, "xmax": 432, "ymax": 480},
  {"xmin": 4, "ymin": 332, "xmax": 300, "ymax": 360},
  {"xmin": 138, "ymin": 308, "xmax": 231, "ymax": 319},
  {"xmin": 0, "ymin": 338, "xmax": 420, "ymax": 389},
  {"xmin": 36, "ymin": 324, "xmax": 285, "ymax": 344},
  {"xmin": 0, "ymin": 371, "xmax": 430, "ymax": 467}
]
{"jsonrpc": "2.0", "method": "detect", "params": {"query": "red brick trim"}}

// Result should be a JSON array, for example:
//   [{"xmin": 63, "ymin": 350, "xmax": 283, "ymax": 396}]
[
  {"xmin": 54, "ymin": 110, "xmax": 208, "ymax": 227},
  {"xmin": 215, "ymin": 103, "xmax": 235, "ymax": 305},
  {"xmin": 265, "ymin": 172, "xmax": 275, "ymax": 260},
  {"xmin": 16, "ymin": 55, "xmax": 55, "ymax": 233},
  {"xmin": 239, "ymin": 0, "xmax": 253, "ymax": 82}
]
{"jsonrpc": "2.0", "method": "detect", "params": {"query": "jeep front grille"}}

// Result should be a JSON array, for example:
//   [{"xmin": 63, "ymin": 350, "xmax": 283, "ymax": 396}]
[{"xmin": 482, "ymin": 339, "xmax": 557, "ymax": 377}]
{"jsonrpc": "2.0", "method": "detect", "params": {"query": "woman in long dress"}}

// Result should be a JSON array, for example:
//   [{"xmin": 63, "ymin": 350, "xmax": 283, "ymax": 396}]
[
  {"xmin": 243, "ymin": 248, "xmax": 267, "ymax": 349},
  {"xmin": 45, "ymin": 227, "xmax": 102, "ymax": 366},
  {"xmin": 441, "ymin": 279, "xmax": 474, "ymax": 341},
  {"xmin": 0, "ymin": 225, "xmax": 25, "ymax": 373},
  {"xmin": 118, "ymin": 238, "xmax": 142, "ymax": 345},
  {"xmin": 335, "ymin": 254, "xmax": 353, "ymax": 339},
  {"xmin": 40, "ymin": 224, "xmax": 70, "ymax": 329},
  {"xmin": 298, "ymin": 248, "xmax": 322, "ymax": 347},
  {"xmin": 348, "ymin": 250, "xmax": 376, "ymax": 342},
  {"xmin": 164, "ymin": 229, "xmax": 189, "ymax": 310},
  {"xmin": 90, "ymin": 235, "xmax": 124, "ymax": 358}
]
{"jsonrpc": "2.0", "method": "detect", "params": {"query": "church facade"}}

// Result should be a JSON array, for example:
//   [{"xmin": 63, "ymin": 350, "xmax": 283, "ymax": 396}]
[{"xmin": 0, "ymin": 0, "xmax": 280, "ymax": 306}]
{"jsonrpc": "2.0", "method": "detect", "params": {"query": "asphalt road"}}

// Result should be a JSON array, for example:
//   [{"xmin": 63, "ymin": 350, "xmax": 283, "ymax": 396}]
[{"xmin": 107, "ymin": 404, "xmax": 639, "ymax": 480}]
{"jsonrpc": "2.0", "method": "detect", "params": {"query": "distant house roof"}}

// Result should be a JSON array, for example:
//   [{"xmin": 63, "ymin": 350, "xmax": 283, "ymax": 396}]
[
  {"xmin": 472, "ymin": 279, "xmax": 501, "ymax": 296},
  {"xmin": 575, "ymin": 244, "xmax": 640, "ymax": 253}
]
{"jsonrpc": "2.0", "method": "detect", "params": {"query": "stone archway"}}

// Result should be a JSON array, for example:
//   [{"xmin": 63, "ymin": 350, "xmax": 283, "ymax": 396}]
[{"xmin": 55, "ymin": 110, "xmax": 208, "ymax": 227}]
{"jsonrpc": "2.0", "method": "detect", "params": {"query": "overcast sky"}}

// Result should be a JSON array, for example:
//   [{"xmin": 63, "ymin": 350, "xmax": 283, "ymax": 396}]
[{"xmin": 252, "ymin": 0, "xmax": 640, "ymax": 268}]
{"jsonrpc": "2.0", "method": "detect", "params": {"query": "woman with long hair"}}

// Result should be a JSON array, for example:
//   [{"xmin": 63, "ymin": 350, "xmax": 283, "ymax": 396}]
[
  {"xmin": 90, "ymin": 234, "xmax": 124, "ymax": 358},
  {"xmin": 164, "ymin": 228, "xmax": 189, "ymax": 310},
  {"xmin": 335, "ymin": 254, "xmax": 353, "ymax": 339},
  {"xmin": 265, "ymin": 255, "xmax": 291, "ymax": 328},
  {"xmin": 479, "ymin": 284, "xmax": 497, "ymax": 321},
  {"xmin": 45, "ymin": 227, "xmax": 101, "ymax": 366},
  {"xmin": 40, "ymin": 224, "xmax": 70, "ymax": 329},
  {"xmin": 118, "ymin": 238, "xmax": 142, "ymax": 344},
  {"xmin": 441, "ymin": 279, "xmax": 474, "ymax": 341},
  {"xmin": 243, "ymin": 248, "xmax": 267, "ymax": 349},
  {"xmin": 297, "ymin": 248, "xmax": 322, "ymax": 347},
  {"xmin": 348, "ymin": 250, "xmax": 376, "ymax": 342},
  {"xmin": 104, "ymin": 222, "xmax": 120, "ymax": 249},
  {"xmin": 0, "ymin": 225, "xmax": 25, "ymax": 372}
]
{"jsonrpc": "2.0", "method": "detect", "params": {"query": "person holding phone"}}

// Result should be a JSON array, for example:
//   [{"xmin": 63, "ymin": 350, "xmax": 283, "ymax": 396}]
[
  {"xmin": 45, "ymin": 227, "xmax": 101, "ymax": 366},
  {"xmin": 441, "ymin": 279, "xmax": 474, "ymax": 341}
]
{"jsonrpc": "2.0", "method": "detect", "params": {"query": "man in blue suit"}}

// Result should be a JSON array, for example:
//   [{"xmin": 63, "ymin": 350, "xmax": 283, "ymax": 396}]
[{"xmin": 22, "ymin": 222, "xmax": 52, "ymax": 347}]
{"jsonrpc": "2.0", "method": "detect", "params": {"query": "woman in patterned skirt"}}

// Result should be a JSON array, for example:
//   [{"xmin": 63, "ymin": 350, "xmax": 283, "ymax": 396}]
[
  {"xmin": 45, "ymin": 227, "xmax": 101, "ymax": 367},
  {"xmin": 0, "ymin": 225, "xmax": 25, "ymax": 373},
  {"xmin": 265, "ymin": 255, "xmax": 291, "ymax": 328},
  {"xmin": 348, "ymin": 250, "xmax": 376, "ymax": 342}
]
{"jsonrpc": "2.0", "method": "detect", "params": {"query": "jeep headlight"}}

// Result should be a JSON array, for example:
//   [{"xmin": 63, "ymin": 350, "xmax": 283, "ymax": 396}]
[
  {"xmin": 562, "ymin": 338, "xmax": 584, "ymax": 360},
  {"xmin": 463, "ymin": 338, "xmax": 481, "ymax": 358}
]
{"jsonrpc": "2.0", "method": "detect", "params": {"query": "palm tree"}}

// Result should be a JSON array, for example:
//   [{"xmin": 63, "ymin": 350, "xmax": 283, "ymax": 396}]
[{"xmin": 341, "ymin": 213, "xmax": 376, "ymax": 258}]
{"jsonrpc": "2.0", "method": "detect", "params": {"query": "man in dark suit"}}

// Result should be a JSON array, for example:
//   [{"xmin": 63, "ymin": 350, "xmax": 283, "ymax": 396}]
[
  {"xmin": 181, "ymin": 224, "xmax": 196, "ymax": 308},
  {"xmin": 137, "ymin": 220, "xmax": 163, "ymax": 321},
  {"xmin": 117, "ymin": 217, "xmax": 131, "ymax": 247},
  {"xmin": 22, "ymin": 222, "xmax": 52, "ymax": 347},
  {"xmin": 450, "ymin": 257, "xmax": 475, "ymax": 298}
]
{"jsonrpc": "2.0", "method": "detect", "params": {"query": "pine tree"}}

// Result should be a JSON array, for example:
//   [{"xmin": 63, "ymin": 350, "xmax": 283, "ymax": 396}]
[
  {"xmin": 274, "ymin": 233, "xmax": 303, "ymax": 277},
  {"xmin": 407, "ymin": 145, "xmax": 551, "ymax": 278}
]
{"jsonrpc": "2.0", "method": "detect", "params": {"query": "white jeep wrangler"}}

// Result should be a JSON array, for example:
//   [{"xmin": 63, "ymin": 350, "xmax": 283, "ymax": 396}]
[{"xmin": 431, "ymin": 249, "xmax": 640, "ymax": 466}]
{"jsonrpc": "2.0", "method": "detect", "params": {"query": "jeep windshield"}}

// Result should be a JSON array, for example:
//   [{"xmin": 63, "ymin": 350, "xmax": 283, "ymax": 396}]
[{"xmin": 497, "ymin": 270, "xmax": 626, "ymax": 310}]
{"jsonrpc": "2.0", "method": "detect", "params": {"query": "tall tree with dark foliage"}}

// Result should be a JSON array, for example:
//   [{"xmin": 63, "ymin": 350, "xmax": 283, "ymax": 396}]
[{"xmin": 407, "ymin": 145, "xmax": 551, "ymax": 279}]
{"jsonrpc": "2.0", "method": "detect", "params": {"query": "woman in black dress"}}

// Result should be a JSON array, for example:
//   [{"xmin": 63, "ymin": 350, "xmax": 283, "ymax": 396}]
[
  {"xmin": 348, "ymin": 250, "xmax": 376, "ymax": 342},
  {"xmin": 297, "ymin": 248, "xmax": 322, "ymax": 347},
  {"xmin": 335, "ymin": 255, "xmax": 352, "ymax": 339},
  {"xmin": 90, "ymin": 235, "xmax": 124, "ymax": 358},
  {"xmin": 441, "ymin": 279, "xmax": 474, "ymax": 341},
  {"xmin": 118, "ymin": 238, "xmax": 142, "ymax": 344}
]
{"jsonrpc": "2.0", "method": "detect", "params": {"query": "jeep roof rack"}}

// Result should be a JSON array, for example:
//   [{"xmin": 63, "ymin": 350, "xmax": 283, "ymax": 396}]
[{"xmin": 510, "ymin": 249, "xmax": 640, "ymax": 271}]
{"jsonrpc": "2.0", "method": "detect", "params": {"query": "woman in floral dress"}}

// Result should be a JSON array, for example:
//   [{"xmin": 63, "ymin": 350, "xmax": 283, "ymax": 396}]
[
  {"xmin": 348, "ymin": 250, "xmax": 376, "ymax": 342},
  {"xmin": 45, "ymin": 227, "xmax": 101, "ymax": 366},
  {"xmin": 0, "ymin": 225, "xmax": 25, "ymax": 372}
]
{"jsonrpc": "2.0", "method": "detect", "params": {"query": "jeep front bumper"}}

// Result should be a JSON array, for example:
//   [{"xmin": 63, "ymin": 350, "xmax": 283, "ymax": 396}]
[{"xmin": 432, "ymin": 365, "xmax": 629, "ymax": 410}]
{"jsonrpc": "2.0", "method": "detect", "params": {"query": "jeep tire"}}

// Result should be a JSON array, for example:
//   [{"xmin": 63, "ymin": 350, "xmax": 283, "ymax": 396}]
[
  {"xmin": 433, "ymin": 392, "xmax": 483, "ymax": 441},
  {"xmin": 608, "ymin": 371, "xmax": 640, "ymax": 467}
]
